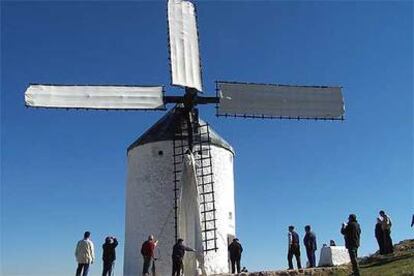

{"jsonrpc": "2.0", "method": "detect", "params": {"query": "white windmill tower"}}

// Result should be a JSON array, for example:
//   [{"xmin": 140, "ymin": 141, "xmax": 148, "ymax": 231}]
[{"xmin": 24, "ymin": 0, "xmax": 345, "ymax": 275}]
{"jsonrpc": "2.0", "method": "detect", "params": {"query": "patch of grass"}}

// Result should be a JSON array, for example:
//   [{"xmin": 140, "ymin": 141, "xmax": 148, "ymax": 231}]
[
  {"xmin": 323, "ymin": 252, "xmax": 414, "ymax": 276},
  {"xmin": 359, "ymin": 253, "xmax": 414, "ymax": 276}
]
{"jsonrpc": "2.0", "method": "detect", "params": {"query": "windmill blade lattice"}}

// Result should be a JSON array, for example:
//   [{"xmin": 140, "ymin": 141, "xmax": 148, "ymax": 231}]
[
  {"xmin": 194, "ymin": 123, "xmax": 218, "ymax": 252},
  {"xmin": 172, "ymin": 109, "xmax": 218, "ymax": 252}
]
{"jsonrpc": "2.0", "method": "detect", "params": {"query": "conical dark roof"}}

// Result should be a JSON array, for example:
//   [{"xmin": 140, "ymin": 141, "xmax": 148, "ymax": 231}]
[{"xmin": 127, "ymin": 106, "xmax": 234, "ymax": 153}]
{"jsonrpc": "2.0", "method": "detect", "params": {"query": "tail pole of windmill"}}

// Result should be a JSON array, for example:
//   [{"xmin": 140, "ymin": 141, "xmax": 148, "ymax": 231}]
[{"xmin": 24, "ymin": 0, "xmax": 345, "ymax": 275}]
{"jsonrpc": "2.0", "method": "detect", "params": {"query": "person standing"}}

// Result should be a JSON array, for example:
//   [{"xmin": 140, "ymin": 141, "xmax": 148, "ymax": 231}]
[
  {"xmin": 102, "ymin": 236, "xmax": 118, "ymax": 276},
  {"xmin": 375, "ymin": 218, "xmax": 385, "ymax": 255},
  {"xmin": 379, "ymin": 210, "xmax": 393, "ymax": 254},
  {"xmin": 141, "ymin": 235, "xmax": 158, "ymax": 276},
  {"xmin": 75, "ymin": 231, "xmax": 95, "ymax": 276},
  {"xmin": 341, "ymin": 214, "xmax": 361, "ymax": 276},
  {"xmin": 287, "ymin": 226, "xmax": 302, "ymax": 270},
  {"xmin": 228, "ymin": 238, "xmax": 243, "ymax": 274},
  {"xmin": 171, "ymin": 238, "xmax": 196, "ymax": 276},
  {"xmin": 303, "ymin": 225, "xmax": 317, "ymax": 268}
]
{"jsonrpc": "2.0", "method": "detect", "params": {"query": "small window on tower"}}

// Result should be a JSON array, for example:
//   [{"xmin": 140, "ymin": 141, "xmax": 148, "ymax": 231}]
[
  {"xmin": 158, "ymin": 150, "xmax": 163, "ymax": 156},
  {"xmin": 229, "ymin": 212, "xmax": 233, "ymax": 220}
]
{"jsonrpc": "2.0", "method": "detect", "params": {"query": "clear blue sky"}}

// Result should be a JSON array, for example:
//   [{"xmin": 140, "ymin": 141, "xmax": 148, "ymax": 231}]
[{"xmin": 1, "ymin": 1, "xmax": 413, "ymax": 275}]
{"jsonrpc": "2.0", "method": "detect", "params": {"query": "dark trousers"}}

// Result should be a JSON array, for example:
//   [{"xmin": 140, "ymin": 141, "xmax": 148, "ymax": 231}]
[
  {"xmin": 143, "ymin": 256, "xmax": 154, "ymax": 275},
  {"xmin": 383, "ymin": 229, "xmax": 394, "ymax": 254},
  {"xmin": 306, "ymin": 249, "xmax": 316, "ymax": 268},
  {"xmin": 76, "ymin": 263, "xmax": 90, "ymax": 276},
  {"xmin": 102, "ymin": 261, "xmax": 114, "ymax": 276},
  {"xmin": 348, "ymin": 248, "xmax": 360, "ymax": 276},
  {"xmin": 172, "ymin": 258, "xmax": 183, "ymax": 276},
  {"xmin": 288, "ymin": 244, "xmax": 301, "ymax": 269},
  {"xmin": 230, "ymin": 256, "xmax": 241, "ymax": 273}
]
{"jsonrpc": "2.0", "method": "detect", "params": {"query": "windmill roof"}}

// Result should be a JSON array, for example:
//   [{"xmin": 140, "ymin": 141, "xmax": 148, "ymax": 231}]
[{"xmin": 127, "ymin": 106, "xmax": 234, "ymax": 154}]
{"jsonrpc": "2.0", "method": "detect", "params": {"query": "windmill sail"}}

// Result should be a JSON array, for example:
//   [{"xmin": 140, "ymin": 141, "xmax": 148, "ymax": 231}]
[
  {"xmin": 217, "ymin": 81, "xmax": 344, "ymax": 119},
  {"xmin": 25, "ymin": 84, "xmax": 165, "ymax": 110},
  {"xmin": 168, "ymin": 0, "xmax": 203, "ymax": 92}
]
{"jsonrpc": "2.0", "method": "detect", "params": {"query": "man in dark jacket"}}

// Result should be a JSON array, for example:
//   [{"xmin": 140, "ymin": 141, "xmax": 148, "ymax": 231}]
[
  {"xmin": 303, "ymin": 225, "xmax": 317, "ymax": 268},
  {"xmin": 341, "ymin": 214, "xmax": 361, "ymax": 276},
  {"xmin": 102, "ymin": 236, "xmax": 118, "ymax": 276},
  {"xmin": 228, "ymin": 238, "xmax": 243, "ymax": 274},
  {"xmin": 375, "ymin": 218, "xmax": 385, "ymax": 255},
  {"xmin": 171, "ymin": 238, "xmax": 195, "ymax": 276},
  {"xmin": 287, "ymin": 226, "xmax": 301, "ymax": 270}
]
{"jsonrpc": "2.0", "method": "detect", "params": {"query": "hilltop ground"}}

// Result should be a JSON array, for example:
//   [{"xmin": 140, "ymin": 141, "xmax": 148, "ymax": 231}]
[{"xmin": 216, "ymin": 239, "xmax": 414, "ymax": 276}]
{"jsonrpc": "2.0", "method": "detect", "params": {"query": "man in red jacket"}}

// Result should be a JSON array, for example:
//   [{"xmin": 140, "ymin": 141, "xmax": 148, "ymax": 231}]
[{"xmin": 141, "ymin": 235, "xmax": 158, "ymax": 275}]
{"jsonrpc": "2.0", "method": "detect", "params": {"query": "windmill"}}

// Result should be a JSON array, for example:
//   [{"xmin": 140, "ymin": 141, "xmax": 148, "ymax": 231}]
[{"xmin": 24, "ymin": 0, "xmax": 345, "ymax": 275}]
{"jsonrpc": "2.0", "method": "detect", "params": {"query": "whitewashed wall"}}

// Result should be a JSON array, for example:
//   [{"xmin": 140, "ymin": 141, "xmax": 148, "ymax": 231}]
[
  {"xmin": 124, "ymin": 140, "xmax": 235, "ymax": 276},
  {"xmin": 203, "ymin": 146, "xmax": 236, "ymax": 274}
]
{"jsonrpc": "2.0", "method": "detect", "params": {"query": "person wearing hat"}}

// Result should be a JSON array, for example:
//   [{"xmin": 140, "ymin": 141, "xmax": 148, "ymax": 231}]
[
  {"xmin": 102, "ymin": 236, "xmax": 118, "ymax": 276},
  {"xmin": 228, "ymin": 238, "xmax": 243, "ymax": 274},
  {"xmin": 141, "ymin": 235, "xmax": 158, "ymax": 276},
  {"xmin": 171, "ymin": 238, "xmax": 196, "ymax": 276},
  {"xmin": 341, "ymin": 214, "xmax": 361, "ymax": 276}
]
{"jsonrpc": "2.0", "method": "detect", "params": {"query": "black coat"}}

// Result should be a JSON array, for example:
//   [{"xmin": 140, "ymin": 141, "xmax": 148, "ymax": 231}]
[
  {"xmin": 303, "ymin": 231, "xmax": 317, "ymax": 251},
  {"xmin": 341, "ymin": 221, "xmax": 361, "ymax": 249},
  {"xmin": 228, "ymin": 241, "xmax": 243, "ymax": 259},
  {"xmin": 375, "ymin": 223, "xmax": 383, "ymax": 241},
  {"xmin": 102, "ymin": 239, "xmax": 118, "ymax": 263},
  {"xmin": 172, "ymin": 243, "xmax": 194, "ymax": 260}
]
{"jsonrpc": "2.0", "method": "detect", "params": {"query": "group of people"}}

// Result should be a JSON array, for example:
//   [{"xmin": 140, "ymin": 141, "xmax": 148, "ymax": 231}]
[
  {"xmin": 74, "ymin": 231, "xmax": 197, "ymax": 276},
  {"xmin": 139, "ymin": 235, "xmax": 197, "ymax": 276},
  {"xmin": 74, "ymin": 210, "xmax": 398, "ymax": 276},
  {"xmin": 138, "ymin": 229, "xmax": 313, "ymax": 275},
  {"xmin": 286, "ymin": 210, "xmax": 395, "ymax": 276},
  {"xmin": 74, "ymin": 231, "xmax": 118, "ymax": 276},
  {"xmin": 140, "ymin": 235, "xmax": 246, "ymax": 275},
  {"xmin": 343, "ymin": 210, "xmax": 395, "ymax": 276},
  {"xmin": 285, "ymin": 225, "xmax": 317, "ymax": 270},
  {"xmin": 139, "ymin": 235, "xmax": 245, "ymax": 275}
]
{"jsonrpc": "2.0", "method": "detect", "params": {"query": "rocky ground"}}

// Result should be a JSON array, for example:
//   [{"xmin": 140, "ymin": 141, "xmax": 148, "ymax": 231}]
[{"xmin": 215, "ymin": 239, "xmax": 414, "ymax": 276}]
